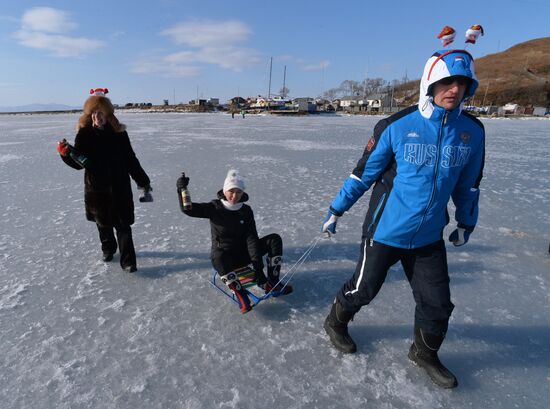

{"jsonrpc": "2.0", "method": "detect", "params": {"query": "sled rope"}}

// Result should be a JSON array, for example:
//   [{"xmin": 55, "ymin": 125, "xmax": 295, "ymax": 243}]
[{"xmin": 264, "ymin": 234, "xmax": 322, "ymax": 296}]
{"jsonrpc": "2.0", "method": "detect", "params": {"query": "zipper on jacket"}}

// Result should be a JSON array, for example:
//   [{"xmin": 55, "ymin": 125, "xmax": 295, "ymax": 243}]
[
  {"xmin": 409, "ymin": 111, "xmax": 447, "ymax": 247},
  {"xmin": 367, "ymin": 192, "xmax": 387, "ymax": 235}
]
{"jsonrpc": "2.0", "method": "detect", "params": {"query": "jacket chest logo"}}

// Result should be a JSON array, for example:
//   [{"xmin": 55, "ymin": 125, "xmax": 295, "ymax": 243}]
[{"xmin": 403, "ymin": 143, "xmax": 471, "ymax": 168}]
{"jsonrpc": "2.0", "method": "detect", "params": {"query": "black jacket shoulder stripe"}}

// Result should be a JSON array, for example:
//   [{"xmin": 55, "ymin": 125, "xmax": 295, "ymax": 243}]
[
  {"xmin": 473, "ymin": 138, "xmax": 485, "ymax": 189},
  {"xmin": 351, "ymin": 105, "xmax": 418, "ymax": 178},
  {"xmin": 461, "ymin": 112, "xmax": 485, "ymax": 189},
  {"xmin": 373, "ymin": 105, "xmax": 418, "ymax": 138},
  {"xmin": 462, "ymin": 111, "xmax": 485, "ymax": 131}
]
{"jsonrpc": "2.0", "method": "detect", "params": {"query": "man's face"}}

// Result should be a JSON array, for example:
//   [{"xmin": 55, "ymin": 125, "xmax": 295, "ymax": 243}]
[{"xmin": 432, "ymin": 76, "xmax": 470, "ymax": 111}]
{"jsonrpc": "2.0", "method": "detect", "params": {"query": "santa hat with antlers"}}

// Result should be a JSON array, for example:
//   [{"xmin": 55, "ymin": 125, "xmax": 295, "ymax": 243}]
[{"xmin": 89, "ymin": 88, "xmax": 109, "ymax": 96}]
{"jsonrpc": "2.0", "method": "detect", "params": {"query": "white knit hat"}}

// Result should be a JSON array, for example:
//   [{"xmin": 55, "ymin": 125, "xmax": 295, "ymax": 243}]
[{"xmin": 223, "ymin": 169, "xmax": 246, "ymax": 193}]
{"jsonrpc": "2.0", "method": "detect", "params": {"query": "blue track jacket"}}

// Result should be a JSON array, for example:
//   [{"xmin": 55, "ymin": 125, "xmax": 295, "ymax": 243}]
[
  {"xmin": 330, "ymin": 49, "xmax": 485, "ymax": 249},
  {"xmin": 330, "ymin": 104, "xmax": 485, "ymax": 249}
]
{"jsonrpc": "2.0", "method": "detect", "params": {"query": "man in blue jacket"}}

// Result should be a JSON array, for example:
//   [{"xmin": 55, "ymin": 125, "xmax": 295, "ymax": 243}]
[{"xmin": 322, "ymin": 49, "xmax": 485, "ymax": 389}]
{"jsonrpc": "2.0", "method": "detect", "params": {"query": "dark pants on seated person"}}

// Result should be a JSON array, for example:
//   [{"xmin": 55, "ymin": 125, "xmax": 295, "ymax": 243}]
[{"xmin": 212, "ymin": 233, "xmax": 283, "ymax": 282}]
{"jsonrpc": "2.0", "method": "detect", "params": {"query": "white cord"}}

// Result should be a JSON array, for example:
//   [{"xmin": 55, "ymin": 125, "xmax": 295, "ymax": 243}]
[{"xmin": 265, "ymin": 234, "xmax": 322, "ymax": 295}]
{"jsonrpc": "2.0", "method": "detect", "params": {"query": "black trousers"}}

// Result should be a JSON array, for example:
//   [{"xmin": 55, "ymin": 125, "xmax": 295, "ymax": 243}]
[
  {"xmin": 96, "ymin": 223, "xmax": 136, "ymax": 268},
  {"xmin": 212, "ymin": 233, "xmax": 282, "ymax": 281},
  {"xmin": 337, "ymin": 238, "xmax": 454, "ymax": 336}
]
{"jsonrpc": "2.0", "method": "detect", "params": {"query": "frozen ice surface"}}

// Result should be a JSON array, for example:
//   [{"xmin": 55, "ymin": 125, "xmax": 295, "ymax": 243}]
[{"xmin": 0, "ymin": 112, "xmax": 549, "ymax": 408}]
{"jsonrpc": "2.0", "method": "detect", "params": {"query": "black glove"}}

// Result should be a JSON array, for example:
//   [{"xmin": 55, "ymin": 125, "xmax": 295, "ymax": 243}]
[
  {"xmin": 449, "ymin": 223, "xmax": 474, "ymax": 246},
  {"xmin": 139, "ymin": 185, "xmax": 153, "ymax": 202},
  {"xmin": 176, "ymin": 172, "xmax": 190, "ymax": 190}
]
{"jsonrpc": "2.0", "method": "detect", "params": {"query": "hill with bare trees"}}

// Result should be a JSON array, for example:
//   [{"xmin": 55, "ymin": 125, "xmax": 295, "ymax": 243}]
[{"xmin": 395, "ymin": 37, "xmax": 550, "ymax": 107}]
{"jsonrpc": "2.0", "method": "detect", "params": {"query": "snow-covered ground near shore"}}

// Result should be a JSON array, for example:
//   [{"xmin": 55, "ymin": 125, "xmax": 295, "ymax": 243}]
[{"xmin": 0, "ymin": 112, "xmax": 549, "ymax": 409}]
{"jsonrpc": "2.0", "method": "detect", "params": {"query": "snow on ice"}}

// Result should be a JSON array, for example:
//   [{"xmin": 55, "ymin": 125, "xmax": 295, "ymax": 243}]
[{"xmin": 0, "ymin": 112, "xmax": 549, "ymax": 408}]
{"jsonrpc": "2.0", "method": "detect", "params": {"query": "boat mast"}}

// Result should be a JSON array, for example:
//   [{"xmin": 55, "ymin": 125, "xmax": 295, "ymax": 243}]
[
  {"xmin": 267, "ymin": 57, "xmax": 273, "ymax": 110},
  {"xmin": 282, "ymin": 65, "xmax": 287, "ymax": 98}
]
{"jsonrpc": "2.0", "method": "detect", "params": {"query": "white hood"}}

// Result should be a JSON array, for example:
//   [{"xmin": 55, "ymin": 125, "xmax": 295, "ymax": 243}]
[{"xmin": 418, "ymin": 49, "xmax": 478, "ymax": 119}]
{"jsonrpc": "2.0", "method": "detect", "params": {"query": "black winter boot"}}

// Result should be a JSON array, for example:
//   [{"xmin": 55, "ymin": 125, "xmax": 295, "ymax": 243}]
[
  {"xmin": 266, "ymin": 256, "xmax": 293, "ymax": 295},
  {"xmin": 97, "ymin": 224, "xmax": 117, "ymax": 262},
  {"xmin": 102, "ymin": 252, "xmax": 114, "ymax": 262},
  {"xmin": 266, "ymin": 256, "xmax": 282, "ymax": 282},
  {"xmin": 323, "ymin": 300, "xmax": 357, "ymax": 353},
  {"xmin": 408, "ymin": 326, "xmax": 458, "ymax": 388}
]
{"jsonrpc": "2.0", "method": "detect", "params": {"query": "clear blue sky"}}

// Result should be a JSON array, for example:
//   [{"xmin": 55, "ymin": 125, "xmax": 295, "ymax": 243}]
[{"xmin": 1, "ymin": 0, "xmax": 548, "ymax": 107}]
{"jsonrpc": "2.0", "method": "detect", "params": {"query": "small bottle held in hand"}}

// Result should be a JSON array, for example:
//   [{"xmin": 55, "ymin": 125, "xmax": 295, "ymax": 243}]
[
  {"xmin": 181, "ymin": 187, "xmax": 192, "ymax": 210},
  {"xmin": 69, "ymin": 147, "xmax": 91, "ymax": 168},
  {"xmin": 180, "ymin": 172, "xmax": 192, "ymax": 211},
  {"xmin": 59, "ymin": 139, "xmax": 90, "ymax": 168}
]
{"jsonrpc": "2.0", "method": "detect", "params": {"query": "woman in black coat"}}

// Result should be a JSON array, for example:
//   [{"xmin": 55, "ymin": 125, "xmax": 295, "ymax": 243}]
[
  {"xmin": 177, "ymin": 169, "xmax": 291, "ymax": 313},
  {"xmin": 57, "ymin": 90, "xmax": 151, "ymax": 272}
]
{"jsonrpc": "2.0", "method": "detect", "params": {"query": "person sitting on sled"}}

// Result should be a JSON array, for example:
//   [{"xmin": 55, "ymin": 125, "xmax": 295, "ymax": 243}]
[{"xmin": 176, "ymin": 169, "xmax": 292, "ymax": 313}]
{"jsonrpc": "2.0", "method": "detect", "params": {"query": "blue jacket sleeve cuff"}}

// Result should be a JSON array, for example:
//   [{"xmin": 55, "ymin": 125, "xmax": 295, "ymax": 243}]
[{"xmin": 329, "ymin": 206, "xmax": 343, "ymax": 217}]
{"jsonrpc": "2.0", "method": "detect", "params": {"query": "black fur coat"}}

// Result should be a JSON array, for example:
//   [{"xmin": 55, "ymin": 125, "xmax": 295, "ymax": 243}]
[{"xmin": 61, "ymin": 124, "xmax": 150, "ymax": 226}]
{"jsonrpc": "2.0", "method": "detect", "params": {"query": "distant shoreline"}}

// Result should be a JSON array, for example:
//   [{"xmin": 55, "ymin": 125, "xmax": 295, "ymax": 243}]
[
  {"xmin": 0, "ymin": 109, "xmax": 82, "ymax": 115},
  {"xmin": 0, "ymin": 108, "xmax": 548, "ymax": 120}
]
